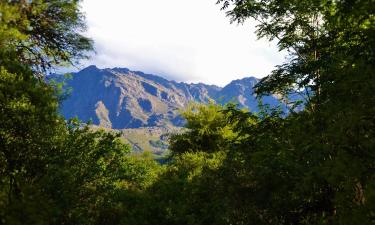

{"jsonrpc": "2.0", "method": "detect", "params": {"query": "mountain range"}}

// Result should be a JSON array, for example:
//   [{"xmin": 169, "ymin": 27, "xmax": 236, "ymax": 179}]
[
  {"xmin": 55, "ymin": 65, "xmax": 282, "ymax": 130},
  {"xmin": 52, "ymin": 65, "xmax": 284, "ymax": 153}
]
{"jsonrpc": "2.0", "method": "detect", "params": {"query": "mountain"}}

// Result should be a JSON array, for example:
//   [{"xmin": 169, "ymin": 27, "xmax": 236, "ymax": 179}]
[
  {"xmin": 51, "ymin": 65, "xmax": 284, "ymax": 153},
  {"xmin": 54, "ymin": 65, "xmax": 282, "ymax": 130},
  {"xmin": 214, "ymin": 77, "xmax": 282, "ymax": 111}
]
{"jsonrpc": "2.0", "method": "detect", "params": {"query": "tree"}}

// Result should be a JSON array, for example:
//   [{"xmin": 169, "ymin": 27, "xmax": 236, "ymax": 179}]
[
  {"xmin": 158, "ymin": 1, "xmax": 375, "ymax": 224},
  {"xmin": 0, "ymin": 0, "xmax": 93, "ymax": 74},
  {"xmin": 217, "ymin": 0, "xmax": 374, "ymax": 108},
  {"xmin": 0, "ymin": 1, "xmax": 140, "ymax": 224},
  {"xmin": 169, "ymin": 102, "xmax": 240, "ymax": 155},
  {"xmin": 215, "ymin": 0, "xmax": 375, "ymax": 224},
  {"xmin": 0, "ymin": 67, "xmax": 64, "ymax": 224}
]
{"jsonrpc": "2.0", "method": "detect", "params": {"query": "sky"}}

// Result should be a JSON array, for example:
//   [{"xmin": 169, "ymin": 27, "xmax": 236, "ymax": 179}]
[{"xmin": 79, "ymin": 0, "xmax": 286, "ymax": 87}]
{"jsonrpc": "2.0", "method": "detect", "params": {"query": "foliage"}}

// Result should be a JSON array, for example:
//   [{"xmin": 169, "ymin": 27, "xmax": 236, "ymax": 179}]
[
  {"xmin": 0, "ymin": 0, "xmax": 93, "ymax": 74},
  {"xmin": 169, "ymin": 103, "xmax": 241, "ymax": 154},
  {"xmin": 117, "ymin": 151, "xmax": 226, "ymax": 225},
  {"xmin": 138, "ymin": 0, "xmax": 375, "ymax": 224},
  {"xmin": 0, "ymin": 1, "xmax": 162, "ymax": 224},
  {"xmin": 0, "ymin": 0, "xmax": 374, "ymax": 224},
  {"xmin": 217, "ymin": 0, "xmax": 374, "ymax": 109},
  {"xmin": 0, "ymin": 67, "xmax": 62, "ymax": 224},
  {"xmin": 0, "ymin": 67, "xmax": 161, "ymax": 224}
]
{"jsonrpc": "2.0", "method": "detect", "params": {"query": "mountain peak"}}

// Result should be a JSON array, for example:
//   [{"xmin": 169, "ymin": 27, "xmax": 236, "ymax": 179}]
[
  {"xmin": 227, "ymin": 76, "xmax": 259, "ymax": 85},
  {"xmin": 110, "ymin": 67, "xmax": 130, "ymax": 74},
  {"xmin": 82, "ymin": 65, "xmax": 100, "ymax": 72}
]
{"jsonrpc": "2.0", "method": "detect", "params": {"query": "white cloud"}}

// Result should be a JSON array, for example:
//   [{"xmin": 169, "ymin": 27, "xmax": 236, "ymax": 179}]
[{"xmin": 78, "ymin": 0, "xmax": 285, "ymax": 86}]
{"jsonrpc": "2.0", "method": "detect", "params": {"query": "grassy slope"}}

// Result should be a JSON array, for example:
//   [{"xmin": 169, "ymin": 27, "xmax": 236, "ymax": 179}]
[{"xmin": 91, "ymin": 125, "xmax": 181, "ymax": 157}]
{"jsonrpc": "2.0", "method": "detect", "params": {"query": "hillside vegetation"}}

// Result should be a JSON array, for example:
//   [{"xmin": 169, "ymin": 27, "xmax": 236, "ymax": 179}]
[
  {"xmin": 91, "ymin": 125, "xmax": 177, "ymax": 155},
  {"xmin": 0, "ymin": 0, "xmax": 374, "ymax": 225}
]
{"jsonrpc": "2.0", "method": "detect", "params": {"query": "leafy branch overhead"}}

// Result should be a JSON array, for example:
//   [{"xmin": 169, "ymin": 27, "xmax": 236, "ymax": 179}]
[
  {"xmin": 217, "ymin": 0, "xmax": 374, "ymax": 107},
  {"xmin": 0, "ymin": 0, "xmax": 93, "ymax": 74}
]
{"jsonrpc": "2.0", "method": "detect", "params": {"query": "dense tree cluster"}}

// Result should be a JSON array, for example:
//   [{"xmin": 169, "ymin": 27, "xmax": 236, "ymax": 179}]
[
  {"xmin": 0, "ymin": 0, "xmax": 373, "ymax": 224},
  {"xmin": 0, "ymin": 1, "xmax": 160, "ymax": 224}
]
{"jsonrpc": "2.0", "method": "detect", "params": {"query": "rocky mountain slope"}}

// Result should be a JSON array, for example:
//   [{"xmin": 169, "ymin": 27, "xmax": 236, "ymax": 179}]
[
  {"xmin": 55, "ymin": 65, "xmax": 282, "ymax": 130},
  {"xmin": 52, "ymin": 65, "xmax": 284, "ymax": 153}
]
